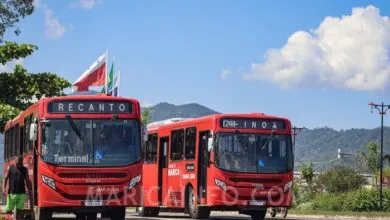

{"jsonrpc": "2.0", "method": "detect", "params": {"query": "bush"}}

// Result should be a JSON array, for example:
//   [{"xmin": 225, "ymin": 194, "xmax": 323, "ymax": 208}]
[
  {"xmin": 343, "ymin": 189, "xmax": 380, "ymax": 211},
  {"xmin": 293, "ymin": 188, "xmax": 390, "ymax": 212},
  {"xmin": 317, "ymin": 166, "xmax": 367, "ymax": 193},
  {"xmin": 295, "ymin": 202, "xmax": 315, "ymax": 211},
  {"xmin": 312, "ymin": 193, "xmax": 344, "ymax": 211}
]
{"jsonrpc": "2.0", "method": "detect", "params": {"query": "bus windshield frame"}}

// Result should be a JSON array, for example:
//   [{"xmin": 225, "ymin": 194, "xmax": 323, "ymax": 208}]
[
  {"xmin": 40, "ymin": 118, "xmax": 141, "ymax": 167},
  {"xmin": 215, "ymin": 132, "xmax": 293, "ymax": 174}
]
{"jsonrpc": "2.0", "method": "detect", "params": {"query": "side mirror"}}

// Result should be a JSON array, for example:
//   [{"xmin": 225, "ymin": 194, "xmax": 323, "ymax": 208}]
[
  {"xmin": 30, "ymin": 123, "xmax": 37, "ymax": 141},
  {"xmin": 207, "ymin": 137, "xmax": 214, "ymax": 152},
  {"xmin": 142, "ymin": 126, "xmax": 148, "ymax": 142}
]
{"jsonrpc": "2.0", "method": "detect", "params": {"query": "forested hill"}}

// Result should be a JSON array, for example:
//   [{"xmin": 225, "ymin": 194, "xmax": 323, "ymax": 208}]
[
  {"xmin": 148, "ymin": 102, "xmax": 220, "ymax": 122},
  {"xmin": 294, "ymin": 127, "xmax": 390, "ymax": 171}
]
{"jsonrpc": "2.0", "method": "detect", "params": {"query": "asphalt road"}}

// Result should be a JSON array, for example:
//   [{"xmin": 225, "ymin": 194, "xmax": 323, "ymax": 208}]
[{"xmin": 47, "ymin": 211, "xmax": 332, "ymax": 220}]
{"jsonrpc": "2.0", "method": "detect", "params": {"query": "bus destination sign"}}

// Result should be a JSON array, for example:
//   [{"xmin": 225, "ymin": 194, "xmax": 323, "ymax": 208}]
[
  {"xmin": 48, "ymin": 101, "xmax": 132, "ymax": 114},
  {"xmin": 220, "ymin": 118, "xmax": 286, "ymax": 130}
]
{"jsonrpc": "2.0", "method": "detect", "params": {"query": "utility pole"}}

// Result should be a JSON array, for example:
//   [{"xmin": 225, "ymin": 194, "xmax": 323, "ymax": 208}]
[
  {"xmin": 292, "ymin": 126, "xmax": 305, "ymax": 147},
  {"xmin": 369, "ymin": 101, "xmax": 390, "ymax": 211}
]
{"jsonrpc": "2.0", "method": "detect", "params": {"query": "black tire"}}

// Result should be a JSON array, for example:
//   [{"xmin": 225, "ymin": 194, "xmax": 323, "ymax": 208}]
[
  {"xmin": 136, "ymin": 206, "xmax": 160, "ymax": 217},
  {"xmin": 111, "ymin": 207, "xmax": 126, "ymax": 220},
  {"xmin": 188, "ymin": 187, "xmax": 210, "ymax": 219},
  {"xmin": 75, "ymin": 214, "xmax": 85, "ymax": 220},
  {"xmin": 86, "ymin": 213, "xmax": 97, "ymax": 220},
  {"xmin": 250, "ymin": 210, "xmax": 266, "ymax": 220},
  {"xmin": 34, "ymin": 207, "xmax": 52, "ymax": 220},
  {"xmin": 100, "ymin": 212, "xmax": 109, "ymax": 218}
]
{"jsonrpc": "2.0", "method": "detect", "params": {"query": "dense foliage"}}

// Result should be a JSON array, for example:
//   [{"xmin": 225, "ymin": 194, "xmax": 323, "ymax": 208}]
[
  {"xmin": 300, "ymin": 161, "xmax": 314, "ymax": 188},
  {"xmin": 295, "ymin": 127, "xmax": 390, "ymax": 171},
  {"xmin": 317, "ymin": 166, "xmax": 367, "ymax": 193},
  {"xmin": 0, "ymin": 0, "xmax": 34, "ymax": 40},
  {"xmin": 0, "ymin": 1, "xmax": 71, "ymax": 132}
]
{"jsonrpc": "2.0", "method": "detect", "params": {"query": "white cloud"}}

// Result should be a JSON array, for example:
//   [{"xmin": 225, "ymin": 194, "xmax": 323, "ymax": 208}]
[
  {"xmin": 71, "ymin": 0, "xmax": 103, "ymax": 9},
  {"xmin": 244, "ymin": 5, "xmax": 390, "ymax": 91},
  {"xmin": 220, "ymin": 69, "xmax": 232, "ymax": 80},
  {"xmin": 0, "ymin": 59, "xmax": 24, "ymax": 72},
  {"xmin": 42, "ymin": 5, "xmax": 66, "ymax": 39}
]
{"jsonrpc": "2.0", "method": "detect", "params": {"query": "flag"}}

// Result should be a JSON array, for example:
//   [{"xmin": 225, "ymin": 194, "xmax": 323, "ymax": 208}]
[
  {"xmin": 73, "ymin": 52, "xmax": 107, "ymax": 92},
  {"xmin": 113, "ymin": 70, "xmax": 120, "ymax": 96},
  {"xmin": 101, "ymin": 61, "xmax": 114, "ymax": 94}
]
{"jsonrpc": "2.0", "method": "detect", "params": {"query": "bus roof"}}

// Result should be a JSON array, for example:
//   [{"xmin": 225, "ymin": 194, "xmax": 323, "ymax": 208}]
[
  {"xmin": 147, "ymin": 113, "xmax": 291, "ymax": 132},
  {"xmin": 4, "ymin": 94, "xmax": 140, "ymax": 130}
]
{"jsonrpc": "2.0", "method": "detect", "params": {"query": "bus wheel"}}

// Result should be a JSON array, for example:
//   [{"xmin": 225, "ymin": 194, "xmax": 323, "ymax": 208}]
[
  {"xmin": 250, "ymin": 210, "xmax": 266, "ymax": 220},
  {"xmin": 188, "ymin": 187, "xmax": 210, "ymax": 219},
  {"xmin": 137, "ymin": 206, "xmax": 159, "ymax": 217},
  {"xmin": 34, "ymin": 207, "xmax": 52, "ymax": 220},
  {"xmin": 111, "ymin": 207, "xmax": 126, "ymax": 220},
  {"xmin": 86, "ymin": 213, "xmax": 97, "ymax": 220}
]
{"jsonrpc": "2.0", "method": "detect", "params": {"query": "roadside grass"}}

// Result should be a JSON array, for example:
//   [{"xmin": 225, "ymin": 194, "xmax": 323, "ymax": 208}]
[{"xmin": 289, "ymin": 209, "xmax": 390, "ymax": 217}]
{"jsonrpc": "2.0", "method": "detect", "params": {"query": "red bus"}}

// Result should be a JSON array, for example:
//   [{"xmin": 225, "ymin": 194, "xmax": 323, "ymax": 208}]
[
  {"xmin": 138, "ymin": 114, "xmax": 293, "ymax": 220},
  {"xmin": 3, "ymin": 93, "xmax": 143, "ymax": 220}
]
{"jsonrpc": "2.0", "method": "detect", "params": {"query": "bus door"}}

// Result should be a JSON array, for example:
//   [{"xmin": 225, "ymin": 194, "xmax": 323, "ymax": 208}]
[
  {"xmin": 197, "ymin": 131, "xmax": 209, "ymax": 204},
  {"xmin": 158, "ymin": 137, "xmax": 169, "ymax": 206}
]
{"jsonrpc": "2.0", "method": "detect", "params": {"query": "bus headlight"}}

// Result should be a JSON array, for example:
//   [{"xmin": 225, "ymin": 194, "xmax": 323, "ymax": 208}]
[
  {"xmin": 284, "ymin": 181, "xmax": 292, "ymax": 192},
  {"xmin": 42, "ymin": 175, "xmax": 56, "ymax": 190},
  {"xmin": 215, "ymin": 178, "xmax": 227, "ymax": 191},
  {"xmin": 128, "ymin": 175, "xmax": 141, "ymax": 189}
]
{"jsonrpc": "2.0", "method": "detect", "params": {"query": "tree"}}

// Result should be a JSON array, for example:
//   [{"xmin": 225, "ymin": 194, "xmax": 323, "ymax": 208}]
[
  {"xmin": 317, "ymin": 165, "xmax": 367, "ymax": 193},
  {"xmin": 0, "ymin": 1, "xmax": 71, "ymax": 132},
  {"xmin": 300, "ymin": 161, "xmax": 314, "ymax": 189},
  {"xmin": 141, "ymin": 107, "xmax": 154, "ymax": 125},
  {"xmin": 0, "ymin": 0, "xmax": 34, "ymax": 41},
  {"xmin": 359, "ymin": 141, "xmax": 380, "ymax": 187}
]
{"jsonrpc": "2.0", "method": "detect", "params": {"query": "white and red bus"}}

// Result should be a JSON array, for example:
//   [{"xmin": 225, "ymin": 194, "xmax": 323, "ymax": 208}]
[
  {"xmin": 138, "ymin": 113, "xmax": 294, "ymax": 220},
  {"xmin": 3, "ymin": 93, "xmax": 143, "ymax": 220}
]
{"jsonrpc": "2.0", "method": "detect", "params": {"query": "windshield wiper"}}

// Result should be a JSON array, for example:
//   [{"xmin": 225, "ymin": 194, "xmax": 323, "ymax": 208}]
[
  {"xmin": 260, "ymin": 129, "xmax": 276, "ymax": 150},
  {"xmin": 235, "ymin": 130, "xmax": 248, "ymax": 151},
  {"xmin": 100, "ymin": 114, "xmax": 118, "ymax": 139},
  {"xmin": 65, "ymin": 115, "xmax": 82, "ymax": 140}
]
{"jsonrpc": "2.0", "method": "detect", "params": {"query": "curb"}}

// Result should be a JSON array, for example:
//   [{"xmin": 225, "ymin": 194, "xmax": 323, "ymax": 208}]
[{"xmin": 287, "ymin": 214, "xmax": 390, "ymax": 220}]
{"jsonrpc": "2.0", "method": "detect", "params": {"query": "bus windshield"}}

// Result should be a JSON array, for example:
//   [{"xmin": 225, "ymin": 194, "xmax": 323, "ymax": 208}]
[
  {"xmin": 41, "ymin": 119, "xmax": 140, "ymax": 166},
  {"xmin": 216, "ymin": 132, "xmax": 293, "ymax": 173}
]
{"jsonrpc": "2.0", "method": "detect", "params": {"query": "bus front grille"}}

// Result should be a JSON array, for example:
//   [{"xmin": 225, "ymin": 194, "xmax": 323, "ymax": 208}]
[
  {"xmin": 229, "ymin": 177, "xmax": 283, "ymax": 184},
  {"xmin": 58, "ymin": 172, "xmax": 127, "ymax": 179}
]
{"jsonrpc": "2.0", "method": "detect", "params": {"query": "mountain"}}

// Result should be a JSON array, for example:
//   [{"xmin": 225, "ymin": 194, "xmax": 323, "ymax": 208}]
[
  {"xmin": 148, "ymin": 102, "xmax": 220, "ymax": 122},
  {"xmin": 294, "ymin": 127, "xmax": 390, "ymax": 171}
]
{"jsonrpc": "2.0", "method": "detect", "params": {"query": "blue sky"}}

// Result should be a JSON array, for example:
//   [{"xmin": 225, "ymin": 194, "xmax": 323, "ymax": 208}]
[{"xmin": 5, "ymin": 0, "xmax": 390, "ymax": 130}]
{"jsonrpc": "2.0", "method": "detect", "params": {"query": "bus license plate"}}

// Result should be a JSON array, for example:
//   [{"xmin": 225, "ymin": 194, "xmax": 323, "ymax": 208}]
[
  {"xmin": 249, "ymin": 200, "xmax": 265, "ymax": 206},
  {"xmin": 85, "ymin": 200, "xmax": 103, "ymax": 206}
]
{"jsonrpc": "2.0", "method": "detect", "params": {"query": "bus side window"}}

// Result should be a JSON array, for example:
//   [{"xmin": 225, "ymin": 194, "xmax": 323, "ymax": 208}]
[
  {"xmin": 24, "ymin": 115, "xmax": 32, "ymax": 153},
  {"xmin": 145, "ymin": 134, "xmax": 157, "ymax": 163},
  {"xmin": 184, "ymin": 127, "xmax": 196, "ymax": 160},
  {"xmin": 171, "ymin": 129, "xmax": 184, "ymax": 161},
  {"xmin": 20, "ymin": 125, "xmax": 24, "ymax": 156}
]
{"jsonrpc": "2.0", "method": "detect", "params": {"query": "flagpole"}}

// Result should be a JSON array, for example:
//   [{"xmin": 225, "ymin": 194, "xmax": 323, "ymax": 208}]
[
  {"xmin": 104, "ymin": 50, "xmax": 109, "ymax": 94},
  {"xmin": 118, "ymin": 69, "xmax": 121, "ymax": 96}
]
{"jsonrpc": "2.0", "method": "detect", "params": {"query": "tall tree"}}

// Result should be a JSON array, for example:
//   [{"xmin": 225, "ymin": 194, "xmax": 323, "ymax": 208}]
[
  {"xmin": 359, "ymin": 141, "xmax": 380, "ymax": 188},
  {"xmin": 0, "ymin": 0, "xmax": 34, "ymax": 40},
  {"xmin": 300, "ymin": 161, "xmax": 314, "ymax": 189},
  {"xmin": 0, "ymin": 1, "xmax": 71, "ymax": 132},
  {"xmin": 141, "ymin": 107, "xmax": 154, "ymax": 125}
]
